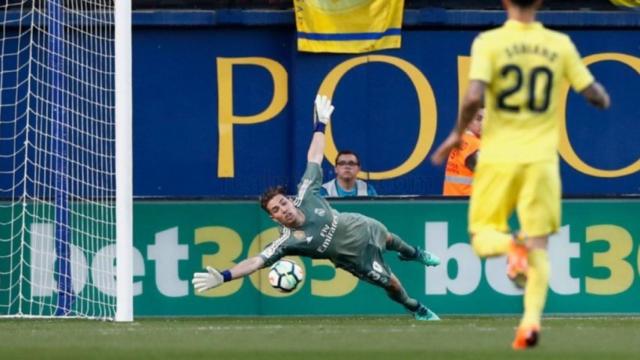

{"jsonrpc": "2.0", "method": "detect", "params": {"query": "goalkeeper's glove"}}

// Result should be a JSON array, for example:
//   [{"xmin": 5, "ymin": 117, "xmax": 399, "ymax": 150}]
[
  {"xmin": 314, "ymin": 94, "xmax": 334, "ymax": 132},
  {"xmin": 192, "ymin": 266, "xmax": 225, "ymax": 292}
]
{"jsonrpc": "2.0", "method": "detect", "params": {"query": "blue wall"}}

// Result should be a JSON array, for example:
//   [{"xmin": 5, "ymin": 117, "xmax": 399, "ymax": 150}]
[
  {"xmin": 132, "ymin": 11, "xmax": 639, "ymax": 196},
  {"xmin": 2, "ymin": 10, "xmax": 635, "ymax": 198}
]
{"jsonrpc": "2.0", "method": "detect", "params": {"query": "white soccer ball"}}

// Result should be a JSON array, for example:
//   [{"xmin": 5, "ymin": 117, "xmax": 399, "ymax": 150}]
[{"xmin": 268, "ymin": 259, "xmax": 304, "ymax": 292}]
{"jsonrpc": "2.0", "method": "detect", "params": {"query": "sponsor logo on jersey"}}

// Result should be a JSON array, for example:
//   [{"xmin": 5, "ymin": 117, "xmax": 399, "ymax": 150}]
[{"xmin": 317, "ymin": 215, "xmax": 339, "ymax": 253}]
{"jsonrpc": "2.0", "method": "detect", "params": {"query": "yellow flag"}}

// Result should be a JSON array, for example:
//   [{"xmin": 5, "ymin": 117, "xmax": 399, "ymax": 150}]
[
  {"xmin": 294, "ymin": 0, "xmax": 405, "ymax": 53},
  {"xmin": 609, "ymin": 0, "xmax": 640, "ymax": 9}
]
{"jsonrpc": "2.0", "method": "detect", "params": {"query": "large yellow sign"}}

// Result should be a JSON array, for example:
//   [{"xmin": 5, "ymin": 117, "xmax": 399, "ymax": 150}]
[{"xmin": 217, "ymin": 53, "xmax": 640, "ymax": 180}]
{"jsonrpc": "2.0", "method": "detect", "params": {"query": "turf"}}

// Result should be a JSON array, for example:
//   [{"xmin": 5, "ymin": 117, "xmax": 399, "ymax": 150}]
[{"xmin": 0, "ymin": 316, "xmax": 639, "ymax": 360}]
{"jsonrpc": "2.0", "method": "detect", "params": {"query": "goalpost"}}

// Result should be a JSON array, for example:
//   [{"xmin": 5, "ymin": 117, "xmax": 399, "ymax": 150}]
[{"xmin": 0, "ymin": 0, "xmax": 132, "ymax": 321}]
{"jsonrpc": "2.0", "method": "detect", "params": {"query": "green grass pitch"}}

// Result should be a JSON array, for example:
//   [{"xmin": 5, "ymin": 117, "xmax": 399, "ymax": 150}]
[{"xmin": 1, "ymin": 316, "xmax": 639, "ymax": 359}]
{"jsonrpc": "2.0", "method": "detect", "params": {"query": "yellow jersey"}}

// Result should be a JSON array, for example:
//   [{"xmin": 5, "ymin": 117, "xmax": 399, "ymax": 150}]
[{"xmin": 469, "ymin": 20, "xmax": 594, "ymax": 163}]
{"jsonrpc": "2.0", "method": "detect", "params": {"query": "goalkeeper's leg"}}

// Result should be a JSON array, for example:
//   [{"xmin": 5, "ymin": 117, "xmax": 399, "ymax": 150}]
[
  {"xmin": 387, "ymin": 233, "xmax": 441, "ymax": 267},
  {"xmin": 357, "ymin": 242, "xmax": 439, "ymax": 320},
  {"xmin": 385, "ymin": 274, "xmax": 419, "ymax": 311},
  {"xmin": 385, "ymin": 233, "xmax": 416, "ymax": 258},
  {"xmin": 385, "ymin": 274, "xmax": 439, "ymax": 321}
]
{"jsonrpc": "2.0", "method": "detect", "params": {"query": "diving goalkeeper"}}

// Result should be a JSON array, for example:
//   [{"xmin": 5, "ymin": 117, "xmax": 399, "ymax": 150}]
[{"xmin": 193, "ymin": 95, "xmax": 441, "ymax": 320}]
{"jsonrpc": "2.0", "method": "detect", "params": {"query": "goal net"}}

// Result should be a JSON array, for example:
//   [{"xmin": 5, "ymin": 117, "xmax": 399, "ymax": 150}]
[{"xmin": 0, "ymin": 0, "xmax": 131, "ymax": 320}]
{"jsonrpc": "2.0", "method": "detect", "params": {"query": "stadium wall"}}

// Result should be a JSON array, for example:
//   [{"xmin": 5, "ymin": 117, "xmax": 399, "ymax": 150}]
[
  {"xmin": 125, "ymin": 9, "xmax": 639, "ymax": 316},
  {"xmin": 131, "ymin": 10, "xmax": 640, "ymax": 197},
  {"xmin": 2, "ymin": 9, "xmax": 638, "ymax": 317}
]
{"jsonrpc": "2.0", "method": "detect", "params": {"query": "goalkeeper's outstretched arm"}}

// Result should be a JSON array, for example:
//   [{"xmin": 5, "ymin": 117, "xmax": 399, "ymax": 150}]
[
  {"xmin": 308, "ymin": 95, "xmax": 334, "ymax": 164},
  {"xmin": 192, "ymin": 255, "xmax": 265, "ymax": 292}
]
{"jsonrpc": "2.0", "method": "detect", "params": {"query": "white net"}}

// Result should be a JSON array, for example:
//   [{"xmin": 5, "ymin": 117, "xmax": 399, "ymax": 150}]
[{"xmin": 0, "ymin": 0, "xmax": 118, "ymax": 319}]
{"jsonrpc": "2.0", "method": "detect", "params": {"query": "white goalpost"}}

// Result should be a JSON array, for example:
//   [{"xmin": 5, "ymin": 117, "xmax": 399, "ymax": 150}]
[{"xmin": 0, "ymin": 0, "xmax": 132, "ymax": 321}]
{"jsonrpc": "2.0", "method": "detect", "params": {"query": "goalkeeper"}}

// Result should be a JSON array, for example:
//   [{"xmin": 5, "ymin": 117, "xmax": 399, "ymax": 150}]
[{"xmin": 193, "ymin": 95, "xmax": 441, "ymax": 321}]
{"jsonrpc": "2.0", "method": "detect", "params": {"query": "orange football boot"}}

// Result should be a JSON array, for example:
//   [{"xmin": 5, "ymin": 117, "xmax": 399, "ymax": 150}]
[{"xmin": 512, "ymin": 324, "xmax": 540, "ymax": 350}]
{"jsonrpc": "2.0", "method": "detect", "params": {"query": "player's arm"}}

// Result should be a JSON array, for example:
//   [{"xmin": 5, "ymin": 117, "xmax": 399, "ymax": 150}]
[
  {"xmin": 227, "ymin": 256, "xmax": 266, "ymax": 278},
  {"xmin": 431, "ymin": 81, "xmax": 486, "ymax": 165},
  {"xmin": 457, "ymin": 81, "xmax": 485, "ymax": 134},
  {"xmin": 307, "ymin": 95, "xmax": 334, "ymax": 164},
  {"xmin": 565, "ymin": 38, "xmax": 610, "ymax": 110},
  {"xmin": 299, "ymin": 95, "xmax": 334, "ymax": 198},
  {"xmin": 432, "ymin": 33, "xmax": 490, "ymax": 166},
  {"xmin": 581, "ymin": 82, "xmax": 610, "ymax": 109},
  {"xmin": 192, "ymin": 229, "xmax": 291, "ymax": 292},
  {"xmin": 191, "ymin": 255, "xmax": 266, "ymax": 293},
  {"xmin": 307, "ymin": 132, "xmax": 326, "ymax": 164}
]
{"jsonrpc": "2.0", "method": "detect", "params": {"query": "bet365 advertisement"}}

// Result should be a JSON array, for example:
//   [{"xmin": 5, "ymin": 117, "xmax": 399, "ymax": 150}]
[
  {"xmin": 7, "ymin": 199, "xmax": 638, "ymax": 316},
  {"xmin": 120, "ymin": 199, "xmax": 638, "ymax": 316}
]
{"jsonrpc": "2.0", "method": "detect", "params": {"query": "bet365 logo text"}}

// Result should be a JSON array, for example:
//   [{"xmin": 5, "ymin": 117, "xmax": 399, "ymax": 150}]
[
  {"xmin": 27, "ymin": 221, "xmax": 639, "ymax": 301},
  {"xmin": 424, "ymin": 222, "xmax": 638, "ymax": 296}
]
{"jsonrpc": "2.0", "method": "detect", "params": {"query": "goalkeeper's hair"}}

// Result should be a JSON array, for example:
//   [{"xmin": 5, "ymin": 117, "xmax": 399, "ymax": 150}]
[
  {"xmin": 511, "ymin": 0, "xmax": 541, "ymax": 8},
  {"xmin": 260, "ymin": 185, "xmax": 287, "ymax": 213}
]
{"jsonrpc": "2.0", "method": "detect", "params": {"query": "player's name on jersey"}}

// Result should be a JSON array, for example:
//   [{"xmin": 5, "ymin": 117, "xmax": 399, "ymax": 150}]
[{"xmin": 504, "ymin": 43, "xmax": 558, "ymax": 62}]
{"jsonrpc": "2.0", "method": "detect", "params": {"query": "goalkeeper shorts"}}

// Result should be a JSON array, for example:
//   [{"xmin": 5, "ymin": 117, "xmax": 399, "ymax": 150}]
[{"xmin": 339, "ymin": 243, "xmax": 393, "ymax": 288}]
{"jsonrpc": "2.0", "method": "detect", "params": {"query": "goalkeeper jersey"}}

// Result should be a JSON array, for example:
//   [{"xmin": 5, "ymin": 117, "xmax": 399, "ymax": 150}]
[
  {"xmin": 260, "ymin": 162, "xmax": 387, "ymax": 270},
  {"xmin": 469, "ymin": 20, "xmax": 594, "ymax": 163}
]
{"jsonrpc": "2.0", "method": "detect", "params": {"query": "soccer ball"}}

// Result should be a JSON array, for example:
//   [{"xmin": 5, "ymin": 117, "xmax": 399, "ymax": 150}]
[{"xmin": 268, "ymin": 259, "xmax": 304, "ymax": 292}]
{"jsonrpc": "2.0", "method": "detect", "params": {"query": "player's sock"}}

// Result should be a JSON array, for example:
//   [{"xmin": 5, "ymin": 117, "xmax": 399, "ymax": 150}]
[
  {"xmin": 521, "ymin": 249, "xmax": 550, "ymax": 328},
  {"xmin": 387, "ymin": 285, "xmax": 419, "ymax": 311},
  {"xmin": 386, "ymin": 233, "xmax": 416, "ymax": 258},
  {"xmin": 388, "ymin": 233, "xmax": 440, "ymax": 266},
  {"xmin": 385, "ymin": 280, "xmax": 420, "ymax": 312},
  {"xmin": 471, "ymin": 229, "xmax": 513, "ymax": 257},
  {"xmin": 413, "ymin": 303, "xmax": 440, "ymax": 321}
]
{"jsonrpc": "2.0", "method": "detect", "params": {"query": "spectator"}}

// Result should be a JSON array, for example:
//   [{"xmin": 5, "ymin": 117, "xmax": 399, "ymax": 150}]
[
  {"xmin": 442, "ymin": 108, "xmax": 483, "ymax": 196},
  {"xmin": 320, "ymin": 151, "xmax": 378, "ymax": 197}
]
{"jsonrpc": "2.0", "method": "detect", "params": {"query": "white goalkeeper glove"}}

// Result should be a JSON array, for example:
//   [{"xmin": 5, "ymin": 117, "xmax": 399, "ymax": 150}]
[
  {"xmin": 314, "ymin": 94, "xmax": 334, "ymax": 125},
  {"xmin": 192, "ymin": 266, "xmax": 224, "ymax": 292}
]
